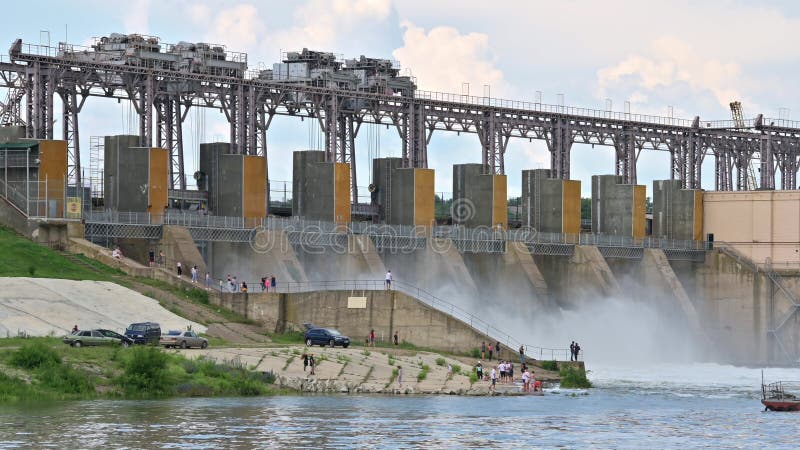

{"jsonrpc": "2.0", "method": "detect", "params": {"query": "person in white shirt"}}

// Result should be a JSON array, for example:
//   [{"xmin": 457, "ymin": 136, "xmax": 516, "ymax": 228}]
[
  {"xmin": 489, "ymin": 367, "xmax": 497, "ymax": 392},
  {"xmin": 522, "ymin": 369, "xmax": 530, "ymax": 392},
  {"xmin": 385, "ymin": 270, "xmax": 392, "ymax": 290}
]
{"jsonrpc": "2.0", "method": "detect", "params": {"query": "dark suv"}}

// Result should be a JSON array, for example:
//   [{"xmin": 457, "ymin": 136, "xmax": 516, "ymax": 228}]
[
  {"xmin": 124, "ymin": 322, "xmax": 161, "ymax": 345},
  {"xmin": 304, "ymin": 328, "xmax": 350, "ymax": 348}
]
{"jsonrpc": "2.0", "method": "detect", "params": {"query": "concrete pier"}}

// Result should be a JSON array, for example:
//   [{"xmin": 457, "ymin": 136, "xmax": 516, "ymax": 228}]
[
  {"xmin": 292, "ymin": 151, "xmax": 350, "ymax": 222},
  {"xmin": 453, "ymin": 164, "xmax": 507, "ymax": 229},
  {"xmin": 372, "ymin": 157, "xmax": 435, "ymax": 226},
  {"xmin": 104, "ymin": 135, "xmax": 168, "ymax": 213},
  {"xmin": 199, "ymin": 142, "xmax": 268, "ymax": 218},
  {"xmin": 521, "ymin": 169, "xmax": 581, "ymax": 233},
  {"xmin": 591, "ymin": 175, "xmax": 646, "ymax": 237},
  {"xmin": 652, "ymin": 179, "xmax": 703, "ymax": 241}
]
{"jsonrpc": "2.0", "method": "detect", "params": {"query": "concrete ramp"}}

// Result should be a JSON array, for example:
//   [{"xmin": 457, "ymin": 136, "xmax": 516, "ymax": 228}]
[
  {"xmin": 0, "ymin": 277, "xmax": 205, "ymax": 337},
  {"xmin": 211, "ymin": 231, "xmax": 308, "ymax": 285},
  {"xmin": 162, "ymin": 225, "xmax": 207, "ymax": 275},
  {"xmin": 642, "ymin": 248, "xmax": 703, "ymax": 334},
  {"xmin": 571, "ymin": 245, "xmax": 621, "ymax": 298},
  {"xmin": 353, "ymin": 235, "xmax": 387, "ymax": 279},
  {"xmin": 507, "ymin": 242, "xmax": 550, "ymax": 300}
]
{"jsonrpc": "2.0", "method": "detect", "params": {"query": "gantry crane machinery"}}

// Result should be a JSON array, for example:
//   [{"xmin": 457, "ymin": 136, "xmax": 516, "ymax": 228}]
[{"xmin": 730, "ymin": 101, "xmax": 760, "ymax": 190}]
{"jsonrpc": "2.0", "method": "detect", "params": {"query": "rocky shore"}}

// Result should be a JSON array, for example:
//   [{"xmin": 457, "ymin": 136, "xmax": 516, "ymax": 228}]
[{"xmin": 176, "ymin": 344, "xmax": 562, "ymax": 396}]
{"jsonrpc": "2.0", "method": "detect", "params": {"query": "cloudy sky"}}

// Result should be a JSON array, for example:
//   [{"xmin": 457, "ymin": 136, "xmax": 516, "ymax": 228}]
[{"xmin": 6, "ymin": 0, "xmax": 800, "ymax": 197}]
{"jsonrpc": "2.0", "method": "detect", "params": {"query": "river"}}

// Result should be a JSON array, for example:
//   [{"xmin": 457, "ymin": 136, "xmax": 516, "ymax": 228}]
[{"xmin": 1, "ymin": 362, "xmax": 798, "ymax": 448}]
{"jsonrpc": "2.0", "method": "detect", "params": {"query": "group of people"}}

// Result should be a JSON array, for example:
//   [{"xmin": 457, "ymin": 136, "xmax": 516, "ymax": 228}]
[
  {"xmin": 569, "ymin": 341, "xmax": 582, "ymax": 361},
  {"xmin": 481, "ymin": 360, "xmax": 541, "ymax": 393},
  {"xmin": 366, "ymin": 329, "xmax": 400, "ymax": 346},
  {"xmin": 260, "ymin": 275, "xmax": 277, "ymax": 292},
  {"xmin": 301, "ymin": 352, "xmax": 317, "ymax": 375},
  {"xmin": 480, "ymin": 341, "xmax": 503, "ymax": 361}
]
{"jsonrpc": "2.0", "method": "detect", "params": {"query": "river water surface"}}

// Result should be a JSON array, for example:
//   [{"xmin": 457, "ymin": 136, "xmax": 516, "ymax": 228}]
[{"xmin": 1, "ymin": 363, "xmax": 798, "ymax": 448}]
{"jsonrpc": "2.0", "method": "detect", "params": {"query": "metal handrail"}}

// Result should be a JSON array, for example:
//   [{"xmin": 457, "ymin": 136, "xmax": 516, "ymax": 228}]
[
  {"xmin": 195, "ymin": 274, "xmax": 573, "ymax": 360},
  {"xmin": 83, "ymin": 211, "xmax": 707, "ymax": 251}
]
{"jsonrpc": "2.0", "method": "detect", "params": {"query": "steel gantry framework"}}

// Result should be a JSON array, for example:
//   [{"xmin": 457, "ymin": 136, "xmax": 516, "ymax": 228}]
[{"xmin": 3, "ymin": 37, "xmax": 800, "ymax": 193}]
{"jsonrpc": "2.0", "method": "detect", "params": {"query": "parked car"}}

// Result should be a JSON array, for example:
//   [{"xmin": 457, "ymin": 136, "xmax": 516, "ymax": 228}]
[
  {"xmin": 63, "ymin": 329, "xmax": 134, "ymax": 348},
  {"xmin": 304, "ymin": 328, "xmax": 350, "ymax": 348},
  {"xmin": 124, "ymin": 322, "xmax": 161, "ymax": 345},
  {"xmin": 160, "ymin": 330, "xmax": 208, "ymax": 349}
]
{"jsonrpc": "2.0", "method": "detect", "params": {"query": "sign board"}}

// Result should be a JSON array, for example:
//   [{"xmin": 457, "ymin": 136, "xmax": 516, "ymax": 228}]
[
  {"xmin": 66, "ymin": 197, "xmax": 82, "ymax": 219},
  {"xmin": 347, "ymin": 296, "xmax": 367, "ymax": 309}
]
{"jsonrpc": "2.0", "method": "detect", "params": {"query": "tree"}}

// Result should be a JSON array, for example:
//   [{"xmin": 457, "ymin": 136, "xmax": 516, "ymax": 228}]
[{"xmin": 581, "ymin": 198, "xmax": 591, "ymax": 221}]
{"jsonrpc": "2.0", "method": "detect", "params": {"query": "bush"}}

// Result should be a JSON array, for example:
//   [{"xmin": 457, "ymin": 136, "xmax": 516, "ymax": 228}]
[
  {"xmin": 387, "ymin": 355, "xmax": 396, "ymax": 366},
  {"xmin": 186, "ymin": 288, "xmax": 209, "ymax": 304},
  {"xmin": 435, "ymin": 357, "xmax": 446, "ymax": 366},
  {"xmin": 559, "ymin": 366, "xmax": 592, "ymax": 389},
  {"xmin": 37, "ymin": 364, "xmax": 94, "ymax": 394},
  {"xmin": 469, "ymin": 371, "xmax": 478, "ymax": 384},
  {"xmin": 9, "ymin": 342, "xmax": 61, "ymax": 369},
  {"xmin": 452, "ymin": 364, "xmax": 461, "ymax": 375},
  {"xmin": 417, "ymin": 364, "xmax": 430, "ymax": 382},
  {"xmin": 470, "ymin": 348, "xmax": 481, "ymax": 358},
  {"xmin": 540, "ymin": 360, "xmax": 558, "ymax": 371},
  {"xmin": 117, "ymin": 346, "xmax": 175, "ymax": 396}
]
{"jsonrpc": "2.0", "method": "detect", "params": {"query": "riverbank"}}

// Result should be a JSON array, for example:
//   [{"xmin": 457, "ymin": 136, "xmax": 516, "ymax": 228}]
[
  {"xmin": 0, "ymin": 338, "xmax": 285, "ymax": 402},
  {"xmin": 0, "ymin": 338, "xmax": 587, "ymax": 401},
  {"xmin": 174, "ymin": 344, "xmax": 584, "ymax": 395}
]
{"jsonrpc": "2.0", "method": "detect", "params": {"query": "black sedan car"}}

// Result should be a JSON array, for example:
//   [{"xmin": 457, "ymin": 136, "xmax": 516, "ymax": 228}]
[{"xmin": 304, "ymin": 328, "xmax": 350, "ymax": 348}]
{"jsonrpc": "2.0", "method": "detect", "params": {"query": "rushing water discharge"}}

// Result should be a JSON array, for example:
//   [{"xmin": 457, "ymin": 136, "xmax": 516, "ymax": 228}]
[{"xmin": 1, "ymin": 363, "xmax": 798, "ymax": 448}]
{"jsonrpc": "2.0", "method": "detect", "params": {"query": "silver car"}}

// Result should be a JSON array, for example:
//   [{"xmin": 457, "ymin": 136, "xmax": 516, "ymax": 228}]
[{"xmin": 159, "ymin": 330, "xmax": 208, "ymax": 349}]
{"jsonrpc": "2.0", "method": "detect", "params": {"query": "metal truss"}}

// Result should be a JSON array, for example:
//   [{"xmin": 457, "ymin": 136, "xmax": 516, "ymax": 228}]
[
  {"xmin": 84, "ymin": 222, "xmax": 162, "ymax": 240},
  {"xmin": 187, "ymin": 227, "xmax": 254, "ymax": 243},
  {"xmin": 4, "ymin": 39, "xmax": 800, "ymax": 193},
  {"xmin": 370, "ymin": 235, "xmax": 426, "ymax": 251},
  {"xmin": 528, "ymin": 243, "xmax": 575, "ymax": 257},
  {"xmin": 663, "ymin": 248, "xmax": 707, "ymax": 262},
  {"xmin": 598, "ymin": 246, "xmax": 644, "ymax": 259},
  {"xmin": 452, "ymin": 239, "xmax": 505, "ymax": 254}
]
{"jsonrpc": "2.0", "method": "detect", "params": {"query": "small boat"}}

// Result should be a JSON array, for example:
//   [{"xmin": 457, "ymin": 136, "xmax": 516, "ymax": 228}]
[{"xmin": 761, "ymin": 372, "xmax": 800, "ymax": 412}]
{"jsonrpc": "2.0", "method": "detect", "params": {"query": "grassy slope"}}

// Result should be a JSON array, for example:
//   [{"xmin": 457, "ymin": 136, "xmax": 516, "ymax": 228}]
[
  {"xmin": 0, "ymin": 338, "xmax": 282, "ymax": 402},
  {"xmin": 0, "ymin": 226, "xmax": 113, "ymax": 280}
]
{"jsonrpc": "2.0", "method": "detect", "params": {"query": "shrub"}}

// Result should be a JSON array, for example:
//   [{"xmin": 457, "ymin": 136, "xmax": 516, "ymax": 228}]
[
  {"xmin": 559, "ymin": 366, "xmax": 592, "ymax": 389},
  {"xmin": 388, "ymin": 355, "xmax": 396, "ymax": 366},
  {"xmin": 9, "ymin": 342, "xmax": 61, "ymax": 369},
  {"xmin": 468, "ymin": 371, "xmax": 478, "ymax": 384},
  {"xmin": 117, "ymin": 346, "xmax": 175, "ymax": 396},
  {"xmin": 435, "ymin": 357, "xmax": 446, "ymax": 366},
  {"xmin": 417, "ymin": 364, "xmax": 430, "ymax": 382},
  {"xmin": 37, "ymin": 364, "xmax": 94, "ymax": 394},
  {"xmin": 470, "ymin": 348, "xmax": 481, "ymax": 358},
  {"xmin": 452, "ymin": 364, "xmax": 461, "ymax": 375},
  {"xmin": 540, "ymin": 360, "xmax": 558, "ymax": 371}
]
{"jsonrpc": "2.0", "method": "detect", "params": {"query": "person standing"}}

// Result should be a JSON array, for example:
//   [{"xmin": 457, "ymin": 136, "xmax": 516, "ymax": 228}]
[
  {"xmin": 476, "ymin": 361, "xmax": 483, "ymax": 381},
  {"xmin": 522, "ymin": 368, "xmax": 530, "ymax": 392},
  {"xmin": 176, "ymin": 261, "xmax": 182, "ymax": 277},
  {"xmin": 397, "ymin": 365, "xmax": 402, "ymax": 388},
  {"xmin": 158, "ymin": 250, "xmax": 165, "ymax": 266},
  {"xmin": 271, "ymin": 275, "xmax": 277, "ymax": 292},
  {"xmin": 574, "ymin": 342, "xmax": 581, "ymax": 361},
  {"xmin": 393, "ymin": 330, "xmax": 399, "ymax": 346},
  {"xmin": 489, "ymin": 367, "xmax": 497, "ymax": 392},
  {"xmin": 385, "ymin": 270, "xmax": 392, "ymax": 290},
  {"xmin": 519, "ymin": 345, "xmax": 525, "ymax": 365},
  {"xmin": 369, "ymin": 329, "xmax": 376, "ymax": 347},
  {"xmin": 488, "ymin": 343, "xmax": 493, "ymax": 361},
  {"xmin": 570, "ymin": 341, "xmax": 576, "ymax": 361},
  {"xmin": 309, "ymin": 354, "xmax": 316, "ymax": 375},
  {"xmin": 302, "ymin": 352, "xmax": 309, "ymax": 372},
  {"xmin": 261, "ymin": 276, "xmax": 267, "ymax": 292},
  {"xmin": 496, "ymin": 341, "xmax": 501, "ymax": 359},
  {"xmin": 205, "ymin": 272, "xmax": 211, "ymax": 289},
  {"xmin": 241, "ymin": 281, "xmax": 248, "ymax": 293},
  {"xmin": 481, "ymin": 341, "xmax": 486, "ymax": 360},
  {"xmin": 191, "ymin": 265, "xmax": 198, "ymax": 283}
]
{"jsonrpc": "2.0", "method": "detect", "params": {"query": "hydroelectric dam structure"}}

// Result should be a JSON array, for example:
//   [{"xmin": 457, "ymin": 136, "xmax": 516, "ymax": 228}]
[
  {"xmin": 1, "ymin": 32, "xmax": 800, "ymax": 367},
  {"xmin": 2, "ymin": 34, "xmax": 800, "ymax": 198}
]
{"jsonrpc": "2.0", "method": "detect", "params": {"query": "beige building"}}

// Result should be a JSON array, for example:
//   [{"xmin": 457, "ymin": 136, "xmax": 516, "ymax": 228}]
[{"xmin": 703, "ymin": 190, "xmax": 800, "ymax": 266}]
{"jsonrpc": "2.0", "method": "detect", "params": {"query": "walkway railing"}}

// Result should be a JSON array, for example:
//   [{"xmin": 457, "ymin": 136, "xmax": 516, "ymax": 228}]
[
  {"xmin": 84, "ymin": 210, "xmax": 707, "ymax": 252},
  {"xmin": 193, "ymin": 274, "xmax": 574, "ymax": 361}
]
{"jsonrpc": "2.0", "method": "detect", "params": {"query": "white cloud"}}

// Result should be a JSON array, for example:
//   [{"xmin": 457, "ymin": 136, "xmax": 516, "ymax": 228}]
[
  {"xmin": 267, "ymin": 0, "xmax": 392, "ymax": 53},
  {"xmin": 123, "ymin": 0, "xmax": 152, "ymax": 34},
  {"xmin": 597, "ymin": 37, "xmax": 746, "ymax": 112},
  {"xmin": 211, "ymin": 4, "xmax": 265, "ymax": 50},
  {"xmin": 392, "ymin": 21, "xmax": 507, "ymax": 96}
]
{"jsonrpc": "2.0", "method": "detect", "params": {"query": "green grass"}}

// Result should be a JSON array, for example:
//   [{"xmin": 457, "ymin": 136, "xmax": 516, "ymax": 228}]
[
  {"xmin": 470, "ymin": 348, "xmax": 481, "ymax": 358},
  {"xmin": 452, "ymin": 364, "xmax": 461, "ymax": 375},
  {"xmin": 468, "ymin": 371, "xmax": 478, "ymax": 384},
  {"xmin": 0, "ymin": 226, "xmax": 114, "ymax": 281},
  {"xmin": 559, "ymin": 365, "xmax": 592, "ymax": 389},
  {"xmin": 540, "ymin": 360, "xmax": 558, "ymax": 371},
  {"xmin": 435, "ymin": 357, "xmax": 446, "ymax": 366},
  {"xmin": 417, "ymin": 364, "xmax": 430, "ymax": 382},
  {"xmin": 385, "ymin": 367, "xmax": 398, "ymax": 388},
  {"xmin": 268, "ymin": 331, "xmax": 305, "ymax": 345},
  {"xmin": 0, "ymin": 338, "xmax": 283, "ymax": 401},
  {"xmin": 387, "ymin": 355, "xmax": 396, "ymax": 366},
  {"xmin": 136, "ymin": 278, "xmax": 252, "ymax": 324}
]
